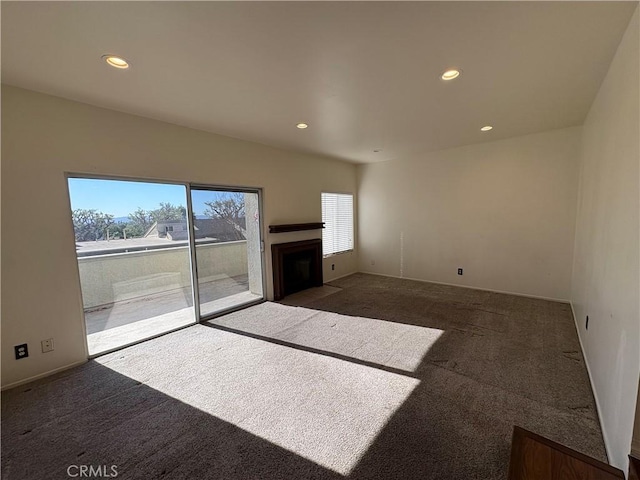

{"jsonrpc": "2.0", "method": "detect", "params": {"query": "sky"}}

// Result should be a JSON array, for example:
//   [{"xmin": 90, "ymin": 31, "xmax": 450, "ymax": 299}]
[{"xmin": 67, "ymin": 178, "xmax": 235, "ymax": 218}]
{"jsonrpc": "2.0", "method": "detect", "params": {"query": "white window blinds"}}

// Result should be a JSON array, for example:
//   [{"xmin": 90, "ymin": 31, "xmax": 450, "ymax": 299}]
[{"xmin": 321, "ymin": 193, "xmax": 354, "ymax": 256}]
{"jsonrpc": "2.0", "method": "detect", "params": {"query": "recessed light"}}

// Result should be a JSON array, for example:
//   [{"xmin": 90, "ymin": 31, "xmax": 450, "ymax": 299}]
[
  {"xmin": 441, "ymin": 69, "xmax": 461, "ymax": 81},
  {"xmin": 296, "ymin": 123, "xmax": 308, "ymax": 129},
  {"xmin": 102, "ymin": 55, "xmax": 130, "ymax": 69},
  {"xmin": 480, "ymin": 125, "xmax": 493, "ymax": 132}
]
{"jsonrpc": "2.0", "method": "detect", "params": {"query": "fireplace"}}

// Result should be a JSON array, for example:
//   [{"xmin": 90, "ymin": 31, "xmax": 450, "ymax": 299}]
[{"xmin": 271, "ymin": 239, "xmax": 323, "ymax": 300}]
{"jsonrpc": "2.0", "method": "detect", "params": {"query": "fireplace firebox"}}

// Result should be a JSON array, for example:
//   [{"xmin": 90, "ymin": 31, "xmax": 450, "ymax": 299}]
[{"xmin": 271, "ymin": 239, "xmax": 323, "ymax": 300}]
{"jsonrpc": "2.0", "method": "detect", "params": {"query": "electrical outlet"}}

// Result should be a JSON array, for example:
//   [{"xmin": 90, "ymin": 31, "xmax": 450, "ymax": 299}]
[
  {"xmin": 586, "ymin": 315, "xmax": 589, "ymax": 330},
  {"xmin": 371, "ymin": 260, "xmax": 375, "ymax": 266},
  {"xmin": 331, "ymin": 264, "xmax": 335, "ymax": 271},
  {"xmin": 457, "ymin": 268, "xmax": 463, "ymax": 275},
  {"xmin": 41, "ymin": 338, "xmax": 54, "ymax": 353},
  {"xmin": 15, "ymin": 344, "xmax": 28, "ymax": 360}
]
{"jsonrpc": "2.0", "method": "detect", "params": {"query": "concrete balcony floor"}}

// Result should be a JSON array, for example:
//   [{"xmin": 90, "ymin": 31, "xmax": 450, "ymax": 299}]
[{"xmin": 85, "ymin": 274, "xmax": 262, "ymax": 355}]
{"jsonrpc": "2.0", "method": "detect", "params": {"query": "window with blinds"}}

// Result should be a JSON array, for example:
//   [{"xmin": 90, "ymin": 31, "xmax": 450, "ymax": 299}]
[{"xmin": 321, "ymin": 192, "xmax": 354, "ymax": 256}]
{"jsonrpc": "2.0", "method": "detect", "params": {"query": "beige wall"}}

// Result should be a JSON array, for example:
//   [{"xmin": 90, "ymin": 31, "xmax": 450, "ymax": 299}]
[
  {"xmin": 1, "ymin": 86, "xmax": 357, "ymax": 388},
  {"xmin": 357, "ymin": 126, "xmax": 581, "ymax": 301},
  {"xmin": 571, "ymin": 8, "xmax": 639, "ymax": 473}
]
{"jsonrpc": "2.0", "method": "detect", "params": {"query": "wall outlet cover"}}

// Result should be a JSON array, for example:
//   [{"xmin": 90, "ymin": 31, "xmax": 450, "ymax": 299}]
[
  {"xmin": 15, "ymin": 343, "xmax": 28, "ymax": 360},
  {"xmin": 41, "ymin": 338, "xmax": 54, "ymax": 353}
]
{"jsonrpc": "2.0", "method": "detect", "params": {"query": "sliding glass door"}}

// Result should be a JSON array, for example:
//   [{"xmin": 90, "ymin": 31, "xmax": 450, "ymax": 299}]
[
  {"xmin": 190, "ymin": 188, "xmax": 264, "ymax": 318},
  {"xmin": 67, "ymin": 178, "xmax": 196, "ymax": 355},
  {"xmin": 67, "ymin": 178, "xmax": 264, "ymax": 356}
]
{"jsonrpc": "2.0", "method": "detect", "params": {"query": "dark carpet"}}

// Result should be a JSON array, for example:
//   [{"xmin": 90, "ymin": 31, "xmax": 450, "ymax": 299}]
[{"xmin": 1, "ymin": 273, "xmax": 605, "ymax": 479}]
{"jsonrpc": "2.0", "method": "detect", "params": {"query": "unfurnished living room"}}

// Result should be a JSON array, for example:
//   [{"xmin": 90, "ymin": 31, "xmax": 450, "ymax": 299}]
[{"xmin": 1, "ymin": 2, "xmax": 639, "ymax": 480}]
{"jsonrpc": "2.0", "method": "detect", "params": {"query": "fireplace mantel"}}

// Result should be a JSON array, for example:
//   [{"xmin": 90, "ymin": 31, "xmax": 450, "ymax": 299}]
[{"xmin": 269, "ymin": 222, "xmax": 324, "ymax": 234}]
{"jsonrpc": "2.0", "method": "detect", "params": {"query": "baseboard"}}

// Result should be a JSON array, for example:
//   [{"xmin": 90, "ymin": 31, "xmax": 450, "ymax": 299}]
[
  {"xmin": 358, "ymin": 271, "xmax": 571, "ymax": 304},
  {"xmin": 324, "ymin": 271, "xmax": 357, "ymax": 283},
  {"xmin": 1, "ymin": 359, "xmax": 88, "ymax": 391},
  {"xmin": 569, "ymin": 301, "xmax": 615, "ymax": 466}
]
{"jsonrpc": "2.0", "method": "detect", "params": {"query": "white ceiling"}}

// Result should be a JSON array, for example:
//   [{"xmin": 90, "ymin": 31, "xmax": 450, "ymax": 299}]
[{"xmin": 2, "ymin": 2, "xmax": 637, "ymax": 164}]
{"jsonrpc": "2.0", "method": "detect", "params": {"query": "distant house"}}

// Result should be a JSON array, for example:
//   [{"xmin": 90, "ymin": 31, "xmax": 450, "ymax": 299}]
[
  {"xmin": 144, "ymin": 220, "xmax": 189, "ymax": 241},
  {"xmin": 144, "ymin": 218, "xmax": 246, "ymax": 242}
]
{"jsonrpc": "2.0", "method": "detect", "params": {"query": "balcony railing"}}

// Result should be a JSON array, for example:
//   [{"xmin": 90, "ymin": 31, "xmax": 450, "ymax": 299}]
[{"xmin": 78, "ymin": 240, "xmax": 248, "ymax": 309}]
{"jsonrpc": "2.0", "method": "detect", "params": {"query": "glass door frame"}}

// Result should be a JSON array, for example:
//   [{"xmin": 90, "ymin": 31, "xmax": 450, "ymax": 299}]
[
  {"xmin": 65, "ymin": 173, "xmax": 266, "ymax": 358},
  {"xmin": 187, "ymin": 184, "xmax": 266, "ymax": 322}
]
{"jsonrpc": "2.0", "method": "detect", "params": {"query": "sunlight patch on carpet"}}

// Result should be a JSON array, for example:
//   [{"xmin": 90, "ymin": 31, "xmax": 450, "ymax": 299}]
[
  {"xmin": 97, "ymin": 325, "xmax": 420, "ymax": 475},
  {"xmin": 210, "ymin": 302, "xmax": 445, "ymax": 372}
]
